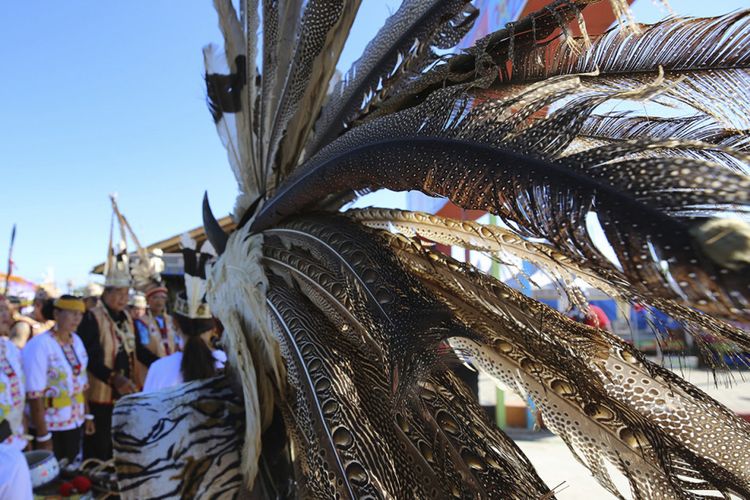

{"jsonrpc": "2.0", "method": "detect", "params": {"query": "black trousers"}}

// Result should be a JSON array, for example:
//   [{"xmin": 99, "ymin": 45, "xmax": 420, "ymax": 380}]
[
  {"xmin": 84, "ymin": 402, "xmax": 113, "ymax": 460},
  {"xmin": 31, "ymin": 426, "xmax": 82, "ymax": 464},
  {"xmin": 53, "ymin": 427, "xmax": 83, "ymax": 464}
]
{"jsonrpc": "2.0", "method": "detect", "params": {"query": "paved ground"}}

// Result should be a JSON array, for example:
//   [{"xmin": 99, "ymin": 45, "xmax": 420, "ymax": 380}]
[
  {"xmin": 659, "ymin": 364, "xmax": 750, "ymax": 419},
  {"xmin": 485, "ymin": 366, "xmax": 750, "ymax": 498},
  {"xmin": 508, "ymin": 428, "xmax": 627, "ymax": 498}
]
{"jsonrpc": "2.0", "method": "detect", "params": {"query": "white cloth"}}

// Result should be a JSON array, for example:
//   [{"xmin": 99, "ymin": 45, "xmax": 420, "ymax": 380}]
[
  {"xmin": 0, "ymin": 444, "xmax": 33, "ymax": 500},
  {"xmin": 0, "ymin": 337, "xmax": 26, "ymax": 449},
  {"xmin": 143, "ymin": 350, "xmax": 226, "ymax": 393},
  {"xmin": 22, "ymin": 331, "xmax": 88, "ymax": 431}
]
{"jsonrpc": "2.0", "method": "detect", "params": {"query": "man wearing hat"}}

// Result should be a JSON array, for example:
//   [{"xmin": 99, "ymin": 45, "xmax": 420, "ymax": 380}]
[
  {"xmin": 77, "ymin": 227, "xmax": 158, "ymax": 460},
  {"xmin": 24, "ymin": 295, "xmax": 93, "ymax": 463},
  {"xmin": 135, "ymin": 284, "xmax": 179, "ymax": 359},
  {"xmin": 82, "ymin": 282, "xmax": 103, "ymax": 312},
  {"xmin": 128, "ymin": 293, "xmax": 147, "ymax": 321}
]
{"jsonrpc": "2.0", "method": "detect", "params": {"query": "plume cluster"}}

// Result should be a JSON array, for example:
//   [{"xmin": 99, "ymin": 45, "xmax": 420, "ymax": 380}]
[{"xmin": 199, "ymin": 0, "xmax": 750, "ymax": 498}]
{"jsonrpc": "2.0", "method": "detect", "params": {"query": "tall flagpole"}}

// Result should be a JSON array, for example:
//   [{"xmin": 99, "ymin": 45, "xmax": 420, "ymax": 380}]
[{"xmin": 4, "ymin": 224, "xmax": 16, "ymax": 295}]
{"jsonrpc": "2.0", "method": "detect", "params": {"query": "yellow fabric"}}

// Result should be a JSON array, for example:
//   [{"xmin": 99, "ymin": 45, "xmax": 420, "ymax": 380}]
[
  {"xmin": 47, "ymin": 392, "xmax": 84, "ymax": 409},
  {"xmin": 54, "ymin": 298, "xmax": 85, "ymax": 313}
]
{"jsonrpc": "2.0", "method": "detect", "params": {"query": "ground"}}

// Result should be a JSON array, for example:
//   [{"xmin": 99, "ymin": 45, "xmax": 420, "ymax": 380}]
[{"xmin": 484, "ymin": 364, "xmax": 750, "ymax": 498}]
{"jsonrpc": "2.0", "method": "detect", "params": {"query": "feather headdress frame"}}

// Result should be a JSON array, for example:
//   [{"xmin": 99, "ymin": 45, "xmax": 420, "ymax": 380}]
[
  {"xmin": 191, "ymin": 0, "xmax": 750, "ymax": 497},
  {"xmin": 103, "ymin": 195, "xmax": 132, "ymax": 288},
  {"xmin": 106, "ymin": 194, "xmax": 166, "ymax": 292},
  {"xmin": 174, "ymin": 233, "xmax": 214, "ymax": 320}
]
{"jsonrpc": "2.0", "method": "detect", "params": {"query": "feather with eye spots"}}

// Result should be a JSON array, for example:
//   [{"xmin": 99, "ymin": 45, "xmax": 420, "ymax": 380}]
[
  {"xmin": 381, "ymin": 231, "xmax": 750, "ymax": 499},
  {"xmin": 253, "ymin": 79, "xmax": 750, "ymax": 323},
  {"xmin": 307, "ymin": 0, "xmax": 477, "ymax": 156},
  {"xmin": 345, "ymin": 207, "xmax": 750, "ymax": 362},
  {"xmin": 189, "ymin": 1, "xmax": 750, "ymax": 498}
]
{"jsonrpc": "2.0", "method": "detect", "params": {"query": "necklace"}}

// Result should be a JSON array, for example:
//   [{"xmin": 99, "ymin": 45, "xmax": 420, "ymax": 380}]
[{"xmin": 53, "ymin": 329, "xmax": 82, "ymax": 376}]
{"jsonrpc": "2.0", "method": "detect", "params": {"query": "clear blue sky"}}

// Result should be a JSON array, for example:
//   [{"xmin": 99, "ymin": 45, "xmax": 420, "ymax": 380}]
[
  {"xmin": 0, "ymin": 0, "xmax": 399, "ymax": 289},
  {"xmin": 0, "ymin": 0, "xmax": 742, "ymax": 289}
]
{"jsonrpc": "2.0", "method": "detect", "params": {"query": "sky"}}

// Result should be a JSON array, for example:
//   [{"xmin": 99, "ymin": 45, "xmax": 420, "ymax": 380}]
[
  {"xmin": 0, "ymin": 0, "xmax": 744, "ymax": 290},
  {"xmin": 0, "ymin": 0, "xmax": 399, "ymax": 289}
]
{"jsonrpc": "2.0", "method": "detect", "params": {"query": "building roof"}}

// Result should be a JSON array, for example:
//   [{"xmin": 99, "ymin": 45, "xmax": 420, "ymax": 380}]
[{"xmin": 91, "ymin": 215, "xmax": 235, "ymax": 275}]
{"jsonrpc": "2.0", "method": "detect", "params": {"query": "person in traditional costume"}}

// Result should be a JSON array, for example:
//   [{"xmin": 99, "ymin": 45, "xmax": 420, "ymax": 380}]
[
  {"xmin": 0, "ymin": 296, "xmax": 33, "ymax": 500},
  {"xmin": 143, "ymin": 237, "xmax": 225, "ymax": 393},
  {"xmin": 0, "ymin": 295, "xmax": 27, "ymax": 450},
  {"xmin": 112, "ymin": 1, "xmax": 750, "ymax": 498},
  {"xmin": 10, "ymin": 288, "xmax": 56, "ymax": 349},
  {"xmin": 135, "ymin": 284, "xmax": 179, "ymax": 359},
  {"xmin": 111, "ymin": 238, "xmax": 240, "ymax": 499},
  {"xmin": 23, "ymin": 296, "xmax": 92, "ymax": 464},
  {"xmin": 127, "ymin": 293, "xmax": 147, "ymax": 321},
  {"xmin": 82, "ymin": 282, "xmax": 103, "ymax": 312},
  {"xmin": 78, "ymin": 210, "xmax": 158, "ymax": 461},
  {"xmin": 129, "ymin": 244, "xmax": 180, "ymax": 392}
]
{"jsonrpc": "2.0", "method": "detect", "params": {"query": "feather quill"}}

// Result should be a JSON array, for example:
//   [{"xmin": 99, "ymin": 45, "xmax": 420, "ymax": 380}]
[{"xmin": 265, "ymin": 0, "xmax": 361, "ymax": 190}]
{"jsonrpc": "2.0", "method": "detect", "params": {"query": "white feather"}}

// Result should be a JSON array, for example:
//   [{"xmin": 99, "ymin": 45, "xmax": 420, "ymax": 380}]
[
  {"xmin": 200, "ymin": 240, "xmax": 217, "ymax": 257},
  {"xmin": 206, "ymin": 220, "xmax": 285, "ymax": 488},
  {"xmin": 180, "ymin": 232, "xmax": 196, "ymax": 252}
]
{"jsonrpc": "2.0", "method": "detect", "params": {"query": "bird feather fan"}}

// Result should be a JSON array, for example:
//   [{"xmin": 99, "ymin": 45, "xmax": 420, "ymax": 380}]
[{"xmin": 120, "ymin": 0, "xmax": 750, "ymax": 498}]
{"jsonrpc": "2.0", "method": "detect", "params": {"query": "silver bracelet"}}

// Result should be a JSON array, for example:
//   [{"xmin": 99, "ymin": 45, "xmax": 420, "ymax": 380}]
[
  {"xmin": 84, "ymin": 414, "xmax": 94, "ymax": 421},
  {"xmin": 35, "ymin": 432, "xmax": 52, "ymax": 442}
]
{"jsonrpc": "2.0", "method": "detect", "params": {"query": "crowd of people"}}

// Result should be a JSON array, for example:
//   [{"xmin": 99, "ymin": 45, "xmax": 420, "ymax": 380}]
[{"xmin": 0, "ymin": 269, "xmax": 225, "ymax": 498}]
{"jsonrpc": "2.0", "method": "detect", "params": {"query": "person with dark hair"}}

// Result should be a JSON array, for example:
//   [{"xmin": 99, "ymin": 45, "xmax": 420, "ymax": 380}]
[
  {"xmin": 77, "ymin": 285, "xmax": 158, "ymax": 460},
  {"xmin": 143, "ymin": 237, "xmax": 224, "ymax": 392},
  {"xmin": 40, "ymin": 297, "xmax": 55, "ymax": 322},
  {"xmin": 135, "ymin": 284, "xmax": 179, "ymax": 359},
  {"xmin": 142, "ymin": 308, "xmax": 225, "ymax": 392},
  {"xmin": 79, "ymin": 196, "xmax": 162, "ymax": 460},
  {"xmin": 9, "ymin": 288, "xmax": 56, "ymax": 348},
  {"xmin": 23, "ymin": 295, "xmax": 94, "ymax": 464}
]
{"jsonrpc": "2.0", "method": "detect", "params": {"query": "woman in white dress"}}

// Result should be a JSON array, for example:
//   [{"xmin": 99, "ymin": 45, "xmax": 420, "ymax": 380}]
[
  {"xmin": 0, "ymin": 295, "xmax": 33, "ymax": 500},
  {"xmin": 1, "ymin": 296, "xmax": 27, "ymax": 450},
  {"xmin": 143, "ymin": 237, "xmax": 225, "ymax": 393},
  {"xmin": 23, "ymin": 295, "xmax": 94, "ymax": 463}
]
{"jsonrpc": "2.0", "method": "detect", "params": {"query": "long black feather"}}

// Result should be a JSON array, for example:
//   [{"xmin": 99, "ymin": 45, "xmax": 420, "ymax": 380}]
[{"xmin": 308, "ymin": 0, "xmax": 476, "ymax": 155}]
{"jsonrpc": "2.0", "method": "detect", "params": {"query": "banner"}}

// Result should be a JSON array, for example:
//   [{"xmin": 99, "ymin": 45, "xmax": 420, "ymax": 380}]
[{"xmin": 0, "ymin": 273, "xmax": 37, "ymax": 298}]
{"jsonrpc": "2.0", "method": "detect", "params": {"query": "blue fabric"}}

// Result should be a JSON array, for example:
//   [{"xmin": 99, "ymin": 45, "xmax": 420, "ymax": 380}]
[
  {"xmin": 651, "ymin": 309, "xmax": 680, "ymax": 329},
  {"xmin": 135, "ymin": 320, "xmax": 150, "ymax": 346},
  {"xmin": 631, "ymin": 308, "xmax": 650, "ymax": 330},
  {"xmin": 589, "ymin": 299, "xmax": 617, "ymax": 320},
  {"xmin": 536, "ymin": 298, "xmax": 558, "ymax": 310}
]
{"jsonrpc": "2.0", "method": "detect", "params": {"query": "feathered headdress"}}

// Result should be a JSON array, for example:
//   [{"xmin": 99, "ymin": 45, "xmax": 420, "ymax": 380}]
[
  {"xmin": 131, "ymin": 248, "xmax": 166, "ymax": 296},
  {"xmin": 103, "ymin": 195, "xmax": 132, "ymax": 288},
  {"xmin": 173, "ymin": 234, "xmax": 215, "ymax": 336},
  {"xmin": 182, "ymin": 0, "xmax": 750, "ymax": 497},
  {"xmin": 105, "ymin": 195, "xmax": 167, "ymax": 292}
]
